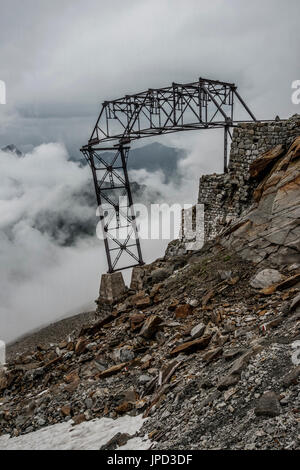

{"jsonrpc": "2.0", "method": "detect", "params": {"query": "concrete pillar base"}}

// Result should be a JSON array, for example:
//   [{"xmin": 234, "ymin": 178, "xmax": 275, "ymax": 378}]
[
  {"xmin": 130, "ymin": 266, "xmax": 146, "ymax": 292},
  {"xmin": 98, "ymin": 272, "xmax": 126, "ymax": 306}
]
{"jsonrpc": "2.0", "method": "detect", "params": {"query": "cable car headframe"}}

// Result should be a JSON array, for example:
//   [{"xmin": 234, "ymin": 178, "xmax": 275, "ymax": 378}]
[{"xmin": 81, "ymin": 77, "xmax": 256, "ymax": 273}]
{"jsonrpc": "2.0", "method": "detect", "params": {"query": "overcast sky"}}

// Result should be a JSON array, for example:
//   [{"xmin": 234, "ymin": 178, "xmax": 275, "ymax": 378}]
[
  {"xmin": 0, "ymin": 0, "xmax": 299, "ymax": 157},
  {"xmin": 0, "ymin": 0, "xmax": 300, "ymax": 342}
]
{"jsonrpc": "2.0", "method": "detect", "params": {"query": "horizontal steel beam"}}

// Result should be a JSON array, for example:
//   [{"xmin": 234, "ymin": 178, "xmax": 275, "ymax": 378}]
[{"xmin": 81, "ymin": 77, "xmax": 257, "ymax": 273}]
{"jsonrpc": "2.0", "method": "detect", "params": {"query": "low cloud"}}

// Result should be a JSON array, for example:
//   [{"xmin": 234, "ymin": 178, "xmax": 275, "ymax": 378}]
[
  {"xmin": 0, "ymin": 134, "xmax": 222, "ymax": 343},
  {"xmin": 0, "ymin": 143, "xmax": 104, "ymax": 342}
]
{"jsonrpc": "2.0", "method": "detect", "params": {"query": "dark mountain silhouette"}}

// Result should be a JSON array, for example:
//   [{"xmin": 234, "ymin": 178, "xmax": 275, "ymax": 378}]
[{"xmin": 1, "ymin": 144, "xmax": 22, "ymax": 157}]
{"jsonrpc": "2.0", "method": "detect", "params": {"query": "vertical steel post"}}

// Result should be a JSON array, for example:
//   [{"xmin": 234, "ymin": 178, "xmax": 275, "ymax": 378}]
[
  {"xmin": 119, "ymin": 145, "xmax": 144, "ymax": 266},
  {"xmin": 88, "ymin": 149, "xmax": 113, "ymax": 273},
  {"xmin": 224, "ymin": 125, "xmax": 229, "ymax": 173}
]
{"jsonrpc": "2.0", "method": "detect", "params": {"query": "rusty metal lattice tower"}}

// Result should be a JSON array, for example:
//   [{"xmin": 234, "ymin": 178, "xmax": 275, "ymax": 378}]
[{"xmin": 81, "ymin": 77, "xmax": 256, "ymax": 273}]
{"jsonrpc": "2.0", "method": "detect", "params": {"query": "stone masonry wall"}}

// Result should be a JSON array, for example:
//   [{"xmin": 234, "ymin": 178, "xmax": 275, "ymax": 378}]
[{"xmin": 198, "ymin": 115, "xmax": 300, "ymax": 240}]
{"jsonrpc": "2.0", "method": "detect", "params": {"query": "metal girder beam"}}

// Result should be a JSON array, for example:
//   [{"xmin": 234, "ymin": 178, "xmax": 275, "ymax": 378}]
[
  {"xmin": 82, "ymin": 78, "xmax": 256, "ymax": 149},
  {"xmin": 81, "ymin": 77, "xmax": 256, "ymax": 273}
]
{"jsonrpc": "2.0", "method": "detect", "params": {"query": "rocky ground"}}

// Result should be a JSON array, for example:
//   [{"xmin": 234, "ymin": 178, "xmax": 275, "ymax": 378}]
[
  {"xmin": 6, "ymin": 311, "xmax": 96, "ymax": 363},
  {"xmin": 0, "ymin": 137, "xmax": 299, "ymax": 450},
  {"xmin": 1, "ymin": 245, "xmax": 299, "ymax": 449}
]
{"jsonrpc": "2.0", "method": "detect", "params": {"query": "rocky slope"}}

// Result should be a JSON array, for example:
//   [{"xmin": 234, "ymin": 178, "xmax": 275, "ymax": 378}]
[
  {"xmin": 220, "ymin": 136, "xmax": 300, "ymax": 266},
  {"xmin": 0, "ymin": 138, "xmax": 299, "ymax": 450}
]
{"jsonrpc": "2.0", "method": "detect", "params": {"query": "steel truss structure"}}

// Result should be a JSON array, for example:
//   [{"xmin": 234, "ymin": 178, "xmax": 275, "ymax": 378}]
[{"xmin": 81, "ymin": 77, "xmax": 256, "ymax": 273}]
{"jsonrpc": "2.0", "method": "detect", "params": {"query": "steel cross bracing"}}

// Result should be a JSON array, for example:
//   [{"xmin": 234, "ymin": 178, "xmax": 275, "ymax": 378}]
[
  {"xmin": 81, "ymin": 145, "xmax": 144, "ymax": 273},
  {"xmin": 81, "ymin": 77, "xmax": 256, "ymax": 273}
]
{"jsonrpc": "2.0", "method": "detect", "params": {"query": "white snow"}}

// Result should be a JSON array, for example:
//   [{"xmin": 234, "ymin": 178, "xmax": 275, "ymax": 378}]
[
  {"xmin": 0, "ymin": 414, "xmax": 152, "ymax": 450},
  {"xmin": 118, "ymin": 436, "xmax": 152, "ymax": 450}
]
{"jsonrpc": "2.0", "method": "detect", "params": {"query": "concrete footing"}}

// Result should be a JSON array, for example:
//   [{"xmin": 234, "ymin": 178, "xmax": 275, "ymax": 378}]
[
  {"xmin": 130, "ymin": 266, "xmax": 146, "ymax": 291},
  {"xmin": 98, "ymin": 272, "xmax": 126, "ymax": 306},
  {"xmin": 0, "ymin": 340, "xmax": 6, "ymax": 365}
]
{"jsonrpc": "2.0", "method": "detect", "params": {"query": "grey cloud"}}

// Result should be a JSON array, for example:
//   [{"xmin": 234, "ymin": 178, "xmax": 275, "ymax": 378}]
[
  {"xmin": 0, "ymin": 0, "xmax": 299, "ymax": 152},
  {"xmin": 0, "ymin": 0, "xmax": 299, "ymax": 342}
]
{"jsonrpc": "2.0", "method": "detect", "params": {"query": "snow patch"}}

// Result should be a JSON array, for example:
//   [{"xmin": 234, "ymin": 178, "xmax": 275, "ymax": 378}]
[{"xmin": 0, "ymin": 414, "xmax": 151, "ymax": 450}]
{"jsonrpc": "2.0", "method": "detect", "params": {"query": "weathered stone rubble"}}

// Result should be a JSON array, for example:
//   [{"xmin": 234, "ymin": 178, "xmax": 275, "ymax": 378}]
[{"xmin": 0, "ymin": 130, "xmax": 299, "ymax": 451}]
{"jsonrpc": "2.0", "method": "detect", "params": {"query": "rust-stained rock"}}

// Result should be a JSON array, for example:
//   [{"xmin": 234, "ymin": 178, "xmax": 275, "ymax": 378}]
[
  {"xmin": 64, "ymin": 370, "xmax": 80, "ymax": 384},
  {"xmin": 249, "ymin": 144, "xmax": 285, "ymax": 179},
  {"xmin": 130, "ymin": 312, "xmax": 146, "ymax": 331},
  {"xmin": 43, "ymin": 355, "xmax": 62, "ymax": 370},
  {"xmin": 72, "ymin": 413, "xmax": 86, "ymax": 425},
  {"xmin": 260, "ymin": 285, "xmax": 277, "ymax": 296},
  {"xmin": 276, "ymin": 273, "xmax": 300, "ymax": 291},
  {"xmin": 136, "ymin": 296, "xmax": 151, "ymax": 309},
  {"xmin": 139, "ymin": 315, "xmax": 162, "ymax": 339},
  {"xmin": 131, "ymin": 291, "xmax": 151, "ymax": 309},
  {"xmin": 66, "ymin": 342, "xmax": 74, "ymax": 351},
  {"xmin": 98, "ymin": 363, "xmax": 126, "ymax": 379},
  {"xmin": 170, "ymin": 335, "xmax": 211, "ymax": 356},
  {"xmin": 158, "ymin": 360, "xmax": 180, "ymax": 385},
  {"xmin": 75, "ymin": 337, "xmax": 88, "ymax": 355},
  {"xmin": 61, "ymin": 405, "xmax": 71, "ymax": 416},
  {"xmin": 174, "ymin": 304, "xmax": 194, "ymax": 319},
  {"xmin": 150, "ymin": 283, "xmax": 163, "ymax": 297},
  {"xmin": 80, "ymin": 313, "xmax": 115, "ymax": 336},
  {"xmin": 202, "ymin": 290, "xmax": 215, "ymax": 307},
  {"xmin": 115, "ymin": 401, "xmax": 133, "ymax": 414}
]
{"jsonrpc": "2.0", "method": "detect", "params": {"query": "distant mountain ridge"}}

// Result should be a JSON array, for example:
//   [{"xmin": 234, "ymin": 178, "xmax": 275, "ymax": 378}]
[
  {"xmin": 1, "ymin": 142, "xmax": 185, "ymax": 182},
  {"xmin": 1, "ymin": 144, "xmax": 22, "ymax": 156},
  {"xmin": 96, "ymin": 142, "xmax": 185, "ymax": 182},
  {"xmin": 127, "ymin": 142, "xmax": 184, "ymax": 180},
  {"xmin": 0, "ymin": 142, "xmax": 180, "ymax": 246}
]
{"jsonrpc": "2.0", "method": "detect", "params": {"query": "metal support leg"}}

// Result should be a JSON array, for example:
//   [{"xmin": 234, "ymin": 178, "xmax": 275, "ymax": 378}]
[
  {"xmin": 89, "ymin": 150, "xmax": 113, "ymax": 273},
  {"xmin": 224, "ymin": 125, "xmax": 229, "ymax": 173},
  {"xmin": 119, "ymin": 146, "xmax": 144, "ymax": 267},
  {"xmin": 84, "ymin": 145, "xmax": 144, "ymax": 273}
]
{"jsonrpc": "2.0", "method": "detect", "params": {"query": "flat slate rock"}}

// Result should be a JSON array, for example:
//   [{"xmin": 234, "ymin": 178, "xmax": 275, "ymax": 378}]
[
  {"xmin": 255, "ymin": 391, "xmax": 281, "ymax": 417},
  {"xmin": 170, "ymin": 335, "xmax": 211, "ymax": 356}
]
